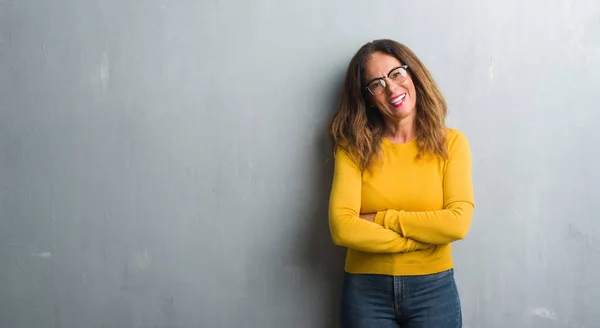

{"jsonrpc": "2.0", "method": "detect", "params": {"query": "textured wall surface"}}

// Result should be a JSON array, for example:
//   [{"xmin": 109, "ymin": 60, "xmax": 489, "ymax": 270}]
[{"xmin": 1, "ymin": 0, "xmax": 600, "ymax": 327}]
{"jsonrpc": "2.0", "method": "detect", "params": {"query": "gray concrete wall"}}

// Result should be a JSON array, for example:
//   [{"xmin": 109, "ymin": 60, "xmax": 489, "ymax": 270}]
[{"xmin": 1, "ymin": 1, "xmax": 599, "ymax": 327}]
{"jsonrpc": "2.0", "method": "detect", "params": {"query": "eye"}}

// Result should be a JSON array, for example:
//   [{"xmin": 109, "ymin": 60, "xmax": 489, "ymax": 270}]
[{"xmin": 391, "ymin": 70, "xmax": 403, "ymax": 79}]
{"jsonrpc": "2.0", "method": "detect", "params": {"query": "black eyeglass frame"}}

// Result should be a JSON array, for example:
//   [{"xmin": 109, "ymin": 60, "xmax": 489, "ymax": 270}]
[{"xmin": 364, "ymin": 65, "xmax": 409, "ymax": 96}]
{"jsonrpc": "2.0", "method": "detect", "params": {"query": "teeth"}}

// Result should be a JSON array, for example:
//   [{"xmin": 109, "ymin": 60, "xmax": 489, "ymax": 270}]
[{"xmin": 391, "ymin": 94, "xmax": 406, "ymax": 104}]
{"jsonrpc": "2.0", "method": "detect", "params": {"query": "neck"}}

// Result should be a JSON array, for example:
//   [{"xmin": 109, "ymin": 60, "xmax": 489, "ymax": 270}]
[{"xmin": 385, "ymin": 117, "xmax": 416, "ymax": 144}]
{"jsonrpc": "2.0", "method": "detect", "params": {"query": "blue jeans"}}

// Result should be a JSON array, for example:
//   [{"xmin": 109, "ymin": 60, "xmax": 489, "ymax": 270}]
[{"xmin": 340, "ymin": 269, "xmax": 462, "ymax": 328}]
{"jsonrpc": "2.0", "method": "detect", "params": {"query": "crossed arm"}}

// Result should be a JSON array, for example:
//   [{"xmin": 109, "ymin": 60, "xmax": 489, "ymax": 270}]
[
  {"xmin": 328, "ymin": 132, "xmax": 474, "ymax": 250},
  {"xmin": 328, "ymin": 147, "xmax": 432, "ymax": 253},
  {"xmin": 372, "ymin": 133, "xmax": 475, "ymax": 245}
]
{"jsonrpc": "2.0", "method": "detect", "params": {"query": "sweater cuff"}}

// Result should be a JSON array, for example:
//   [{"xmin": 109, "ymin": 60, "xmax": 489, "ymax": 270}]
[
  {"xmin": 374, "ymin": 211, "xmax": 386, "ymax": 226},
  {"xmin": 396, "ymin": 210, "xmax": 407, "ymax": 237},
  {"xmin": 384, "ymin": 209, "xmax": 407, "ymax": 237}
]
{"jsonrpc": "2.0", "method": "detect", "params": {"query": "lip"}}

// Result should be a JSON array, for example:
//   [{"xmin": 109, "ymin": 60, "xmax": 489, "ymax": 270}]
[{"xmin": 389, "ymin": 93, "xmax": 406, "ymax": 108}]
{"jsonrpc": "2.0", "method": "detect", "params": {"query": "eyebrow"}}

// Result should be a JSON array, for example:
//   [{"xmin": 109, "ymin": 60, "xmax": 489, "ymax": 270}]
[{"xmin": 365, "ymin": 66, "xmax": 402, "ymax": 86}]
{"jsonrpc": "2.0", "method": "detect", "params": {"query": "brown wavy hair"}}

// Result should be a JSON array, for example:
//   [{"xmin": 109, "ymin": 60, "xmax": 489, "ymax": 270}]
[{"xmin": 328, "ymin": 39, "xmax": 449, "ymax": 172}]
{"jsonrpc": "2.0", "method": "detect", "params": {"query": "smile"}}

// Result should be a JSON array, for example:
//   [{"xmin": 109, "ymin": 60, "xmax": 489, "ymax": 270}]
[{"xmin": 390, "ymin": 94, "xmax": 406, "ymax": 107}]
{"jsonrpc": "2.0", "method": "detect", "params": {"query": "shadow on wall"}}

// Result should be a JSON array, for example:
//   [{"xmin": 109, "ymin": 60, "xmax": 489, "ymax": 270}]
[
  {"xmin": 303, "ymin": 131, "xmax": 347, "ymax": 328},
  {"xmin": 247, "ymin": 65, "xmax": 347, "ymax": 328},
  {"xmin": 300, "ymin": 70, "xmax": 348, "ymax": 328}
]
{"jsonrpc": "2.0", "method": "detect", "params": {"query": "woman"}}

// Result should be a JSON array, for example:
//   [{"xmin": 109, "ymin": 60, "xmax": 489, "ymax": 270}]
[{"xmin": 327, "ymin": 39, "xmax": 474, "ymax": 327}]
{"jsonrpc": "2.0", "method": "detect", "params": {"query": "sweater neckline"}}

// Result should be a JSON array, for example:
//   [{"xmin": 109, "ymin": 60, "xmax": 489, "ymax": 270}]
[{"xmin": 382, "ymin": 136, "xmax": 417, "ymax": 148}]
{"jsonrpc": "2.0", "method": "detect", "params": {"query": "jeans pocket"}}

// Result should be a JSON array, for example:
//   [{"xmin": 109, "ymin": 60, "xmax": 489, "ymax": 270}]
[{"xmin": 416, "ymin": 268, "xmax": 453, "ymax": 283}]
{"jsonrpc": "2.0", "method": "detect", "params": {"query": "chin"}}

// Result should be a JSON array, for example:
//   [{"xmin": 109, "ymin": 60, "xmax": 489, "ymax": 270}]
[{"xmin": 390, "ymin": 106, "xmax": 415, "ymax": 120}]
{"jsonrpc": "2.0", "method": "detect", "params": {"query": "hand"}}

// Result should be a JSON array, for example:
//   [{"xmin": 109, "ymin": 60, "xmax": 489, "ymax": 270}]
[{"xmin": 359, "ymin": 213, "xmax": 376, "ymax": 222}]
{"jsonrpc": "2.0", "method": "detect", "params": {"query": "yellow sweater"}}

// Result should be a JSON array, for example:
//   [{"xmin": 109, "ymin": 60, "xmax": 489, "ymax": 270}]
[{"xmin": 328, "ymin": 128, "xmax": 474, "ymax": 276}]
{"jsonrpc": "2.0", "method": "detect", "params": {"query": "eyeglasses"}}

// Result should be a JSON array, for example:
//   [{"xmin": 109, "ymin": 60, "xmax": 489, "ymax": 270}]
[{"xmin": 364, "ymin": 65, "xmax": 409, "ymax": 96}]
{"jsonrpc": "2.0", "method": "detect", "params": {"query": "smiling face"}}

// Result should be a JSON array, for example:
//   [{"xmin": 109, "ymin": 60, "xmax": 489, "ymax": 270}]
[{"xmin": 363, "ymin": 51, "xmax": 417, "ymax": 124}]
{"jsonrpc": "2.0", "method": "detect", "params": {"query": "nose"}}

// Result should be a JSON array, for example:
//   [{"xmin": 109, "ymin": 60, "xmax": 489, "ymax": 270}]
[{"xmin": 384, "ymin": 77, "xmax": 400, "ymax": 94}]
